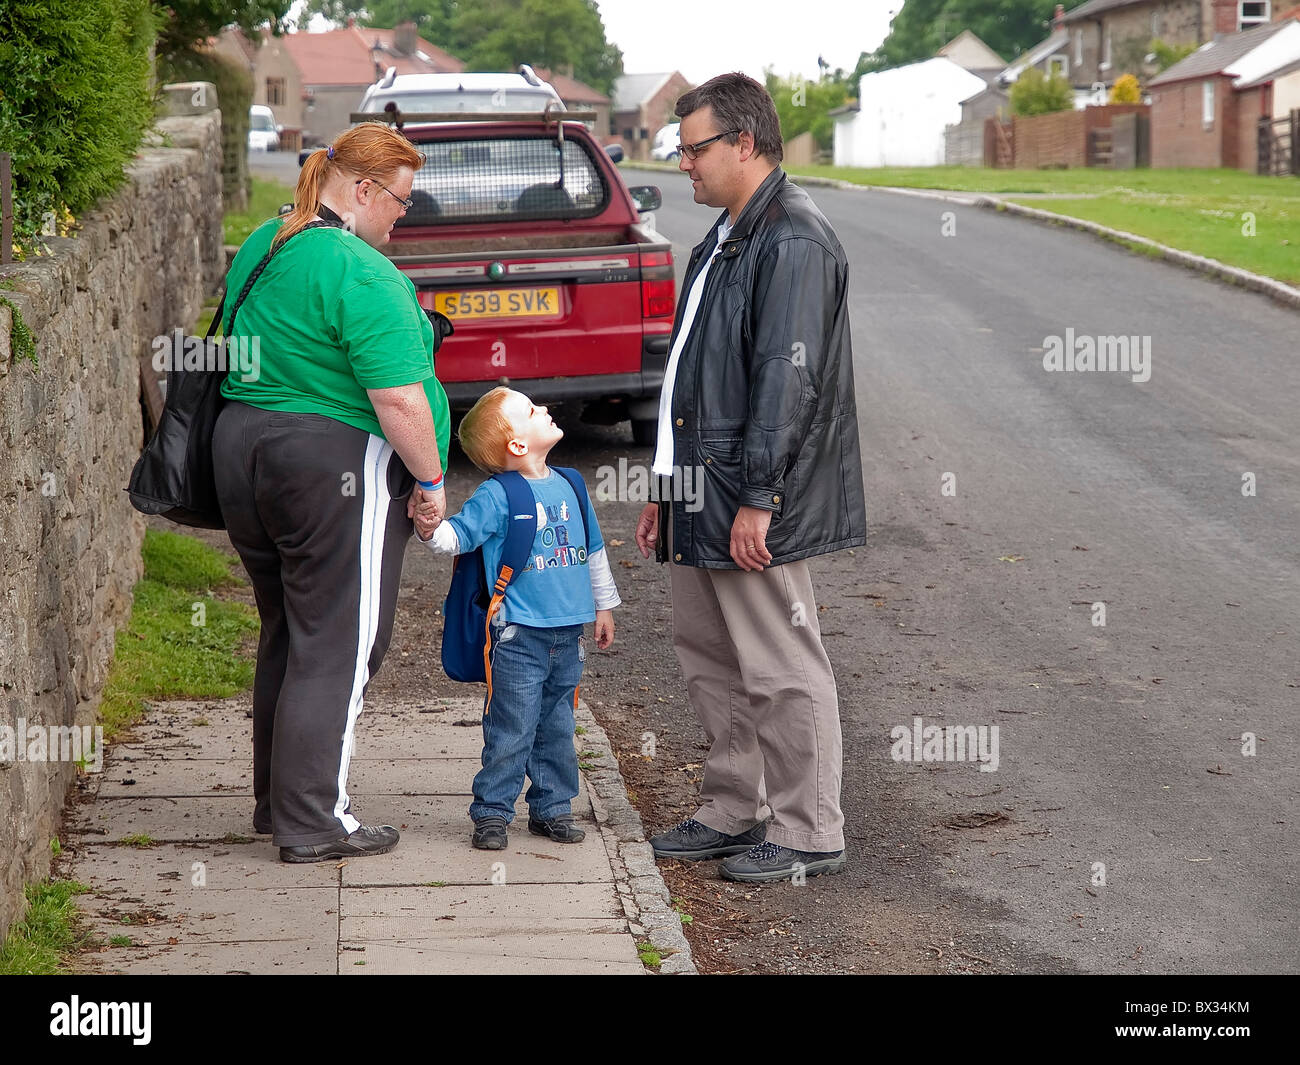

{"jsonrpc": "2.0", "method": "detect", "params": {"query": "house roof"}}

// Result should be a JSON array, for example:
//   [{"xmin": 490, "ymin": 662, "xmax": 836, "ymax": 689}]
[
  {"xmin": 936, "ymin": 29, "xmax": 1006, "ymax": 70},
  {"xmin": 280, "ymin": 25, "xmax": 464, "ymax": 87},
  {"xmin": 1060, "ymin": 0, "xmax": 1149, "ymax": 23},
  {"xmin": 998, "ymin": 28, "xmax": 1070, "ymax": 84},
  {"xmin": 1149, "ymin": 20, "xmax": 1294, "ymax": 86},
  {"xmin": 533, "ymin": 68, "xmax": 609, "ymax": 104},
  {"xmin": 613, "ymin": 72, "xmax": 677, "ymax": 111}
]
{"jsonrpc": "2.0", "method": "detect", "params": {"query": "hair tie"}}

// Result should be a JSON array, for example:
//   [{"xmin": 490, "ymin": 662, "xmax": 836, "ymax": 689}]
[{"xmin": 326, "ymin": 146, "xmax": 335, "ymax": 160}]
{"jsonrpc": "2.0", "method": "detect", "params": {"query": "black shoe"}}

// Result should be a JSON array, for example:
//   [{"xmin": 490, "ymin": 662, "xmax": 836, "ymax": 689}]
[
  {"xmin": 279, "ymin": 824, "xmax": 399, "ymax": 863},
  {"xmin": 719, "ymin": 841, "xmax": 846, "ymax": 883},
  {"xmin": 649, "ymin": 817, "xmax": 767, "ymax": 860},
  {"xmin": 528, "ymin": 814, "xmax": 585, "ymax": 843},
  {"xmin": 472, "ymin": 816, "xmax": 509, "ymax": 850}
]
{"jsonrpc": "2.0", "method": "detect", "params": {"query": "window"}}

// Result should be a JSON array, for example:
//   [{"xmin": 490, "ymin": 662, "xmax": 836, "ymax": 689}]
[
  {"xmin": 1240, "ymin": 1, "xmax": 1270, "ymax": 29},
  {"xmin": 1100, "ymin": 31, "xmax": 1112, "ymax": 71},
  {"xmin": 1048, "ymin": 55, "xmax": 1069, "ymax": 79},
  {"xmin": 398, "ymin": 135, "xmax": 610, "ymax": 227},
  {"xmin": 1074, "ymin": 29, "xmax": 1082, "ymax": 66},
  {"xmin": 266, "ymin": 77, "xmax": 286, "ymax": 106},
  {"xmin": 1202, "ymin": 80, "xmax": 1215, "ymax": 130}
]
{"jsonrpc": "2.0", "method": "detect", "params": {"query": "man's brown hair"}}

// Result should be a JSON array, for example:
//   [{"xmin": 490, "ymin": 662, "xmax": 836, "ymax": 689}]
[{"xmin": 675, "ymin": 72, "xmax": 783, "ymax": 163}]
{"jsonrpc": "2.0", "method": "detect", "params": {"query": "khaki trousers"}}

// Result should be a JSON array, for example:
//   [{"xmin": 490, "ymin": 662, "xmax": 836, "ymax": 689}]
[{"xmin": 667, "ymin": 514, "xmax": 845, "ymax": 852}]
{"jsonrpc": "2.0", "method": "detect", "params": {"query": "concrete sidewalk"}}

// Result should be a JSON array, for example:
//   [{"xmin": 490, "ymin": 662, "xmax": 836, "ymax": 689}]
[{"xmin": 64, "ymin": 692, "xmax": 693, "ymax": 974}]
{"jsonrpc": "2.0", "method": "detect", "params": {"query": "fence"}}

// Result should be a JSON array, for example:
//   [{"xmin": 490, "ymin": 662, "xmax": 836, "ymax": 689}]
[
  {"xmin": 984, "ymin": 105, "xmax": 1149, "ymax": 169},
  {"xmin": 1258, "ymin": 111, "xmax": 1300, "ymax": 176}
]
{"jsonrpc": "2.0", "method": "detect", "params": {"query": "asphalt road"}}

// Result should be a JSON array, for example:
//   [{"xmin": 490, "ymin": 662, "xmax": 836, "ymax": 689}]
[{"xmin": 382, "ymin": 159, "xmax": 1297, "ymax": 974}]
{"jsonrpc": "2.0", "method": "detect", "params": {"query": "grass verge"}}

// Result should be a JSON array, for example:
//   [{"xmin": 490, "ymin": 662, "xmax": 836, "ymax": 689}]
[
  {"xmin": 98, "ymin": 529, "xmax": 258, "ymax": 741},
  {"xmin": 0, "ymin": 880, "xmax": 91, "ymax": 975},
  {"xmin": 223, "ymin": 176, "xmax": 296, "ymax": 246}
]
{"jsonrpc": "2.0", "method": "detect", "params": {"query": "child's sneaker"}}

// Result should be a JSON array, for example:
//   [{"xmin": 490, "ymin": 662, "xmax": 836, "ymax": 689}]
[
  {"xmin": 471, "ymin": 816, "xmax": 509, "ymax": 850},
  {"xmin": 528, "ymin": 813, "xmax": 585, "ymax": 843}
]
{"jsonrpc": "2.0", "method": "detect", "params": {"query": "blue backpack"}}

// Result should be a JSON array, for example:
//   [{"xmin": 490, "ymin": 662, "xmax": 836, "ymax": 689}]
[{"xmin": 441, "ymin": 467, "xmax": 591, "ymax": 695}]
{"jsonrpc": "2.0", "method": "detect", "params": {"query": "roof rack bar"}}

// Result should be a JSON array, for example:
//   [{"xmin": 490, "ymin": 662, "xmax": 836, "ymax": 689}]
[{"xmin": 350, "ymin": 110, "xmax": 598, "ymax": 125}]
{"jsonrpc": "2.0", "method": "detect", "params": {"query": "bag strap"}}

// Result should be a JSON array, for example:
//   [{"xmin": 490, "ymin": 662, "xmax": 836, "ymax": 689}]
[
  {"xmin": 224, "ymin": 219, "xmax": 342, "ymax": 335},
  {"xmin": 554, "ymin": 467, "xmax": 591, "ymax": 552},
  {"xmin": 481, "ymin": 471, "xmax": 539, "ymax": 696}
]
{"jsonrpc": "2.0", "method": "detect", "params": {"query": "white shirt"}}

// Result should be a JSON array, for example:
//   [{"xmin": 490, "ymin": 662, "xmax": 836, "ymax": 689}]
[{"xmin": 652, "ymin": 215, "xmax": 733, "ymax": 476}]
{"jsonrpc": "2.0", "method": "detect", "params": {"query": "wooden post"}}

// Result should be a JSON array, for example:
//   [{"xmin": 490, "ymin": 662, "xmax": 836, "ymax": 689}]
[{"xmin": 1, "ymin": 151, "xmax": 12, "ymax": 265}]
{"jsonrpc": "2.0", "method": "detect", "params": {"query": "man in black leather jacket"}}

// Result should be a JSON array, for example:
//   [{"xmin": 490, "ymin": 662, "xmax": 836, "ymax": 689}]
[{"xmin": 635, "ymin": 73, "xmax": 866, "ymax": 883}]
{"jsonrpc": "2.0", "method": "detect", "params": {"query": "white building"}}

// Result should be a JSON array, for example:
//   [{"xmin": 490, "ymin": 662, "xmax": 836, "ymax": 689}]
[{"xmin": 832, "ymin": 57, "xmax": 991, "ymax": 167}]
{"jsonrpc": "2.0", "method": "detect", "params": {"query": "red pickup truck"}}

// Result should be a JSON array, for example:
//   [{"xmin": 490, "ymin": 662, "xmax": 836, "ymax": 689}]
[{"xmin": 361, "ymin": 111, "xmax": 676, "ymax": 445}]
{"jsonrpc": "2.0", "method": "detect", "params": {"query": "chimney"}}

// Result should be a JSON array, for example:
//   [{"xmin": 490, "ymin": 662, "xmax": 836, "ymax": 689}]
[
  {"xmin": 1213, "ymin": 0, "xmax": 1239, "ymax": 35},
  {"xmin": 1053, "ymin": 4, "xmax": 1065, "ymax": 30},
  {"xmin": 346, "ymin": 16, "xmax": 356, "ymax": 28},
  {"xmin": 394, "ymin": 20, "xmax": 417, "ymax": 56}
]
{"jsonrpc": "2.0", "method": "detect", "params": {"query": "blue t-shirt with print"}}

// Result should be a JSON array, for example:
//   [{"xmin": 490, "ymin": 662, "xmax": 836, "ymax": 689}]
[{"xmin": 447, "ymin": 468, "xmax": 605, "ymax": 628}]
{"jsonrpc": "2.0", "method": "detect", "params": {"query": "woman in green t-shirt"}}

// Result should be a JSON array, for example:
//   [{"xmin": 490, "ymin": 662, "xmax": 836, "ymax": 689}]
[{"xmin": 213, "ymin": 122, "xmax": 450, "ymax": 863}]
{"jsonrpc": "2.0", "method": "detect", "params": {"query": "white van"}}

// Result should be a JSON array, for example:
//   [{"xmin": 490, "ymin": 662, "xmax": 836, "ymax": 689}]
[
  {"xmin": 248, "ymin": 105, "xmax": 279, "ymax": 151},
  {"xmin": 650, "ymin": 123, "xmax": 680, "ymax": 162}
]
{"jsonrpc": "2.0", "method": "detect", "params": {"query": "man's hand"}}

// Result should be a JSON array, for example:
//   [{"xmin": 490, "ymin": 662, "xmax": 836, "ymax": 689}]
[
  {"xmin": 730, "ymin": 506, "xmax": 773, "ymax": 571},
  {"xmin": 594, "ymin": 609, "xmax": 615, "ymax": 649},
  {"xmin": 635, "ymin": 503, "xmax": 659, "ymax": 559}
]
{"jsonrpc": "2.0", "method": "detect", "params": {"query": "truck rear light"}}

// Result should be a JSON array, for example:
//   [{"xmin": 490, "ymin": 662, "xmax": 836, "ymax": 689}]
[
  {"xmin": 640, "ymin": 251, "xmax": 676, "ymax": 318},
  {"xmin": 642, "ymin": 280, "xmax": 675, "ymax": 317}
]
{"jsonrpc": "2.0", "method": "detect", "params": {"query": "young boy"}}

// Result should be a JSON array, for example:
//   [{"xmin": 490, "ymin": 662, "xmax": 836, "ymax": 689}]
[{"xmin": 415, "ymin": 387, "xmax": 619, "ymax": 850}]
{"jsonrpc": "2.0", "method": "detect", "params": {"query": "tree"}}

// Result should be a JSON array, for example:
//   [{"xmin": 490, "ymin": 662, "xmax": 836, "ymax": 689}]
[
  {"xmin": 763, "ymin": 69, "xmax": 850, "ymax": 153},
  {"xmin": 1108, "ymin": 73, "xmax": 1141, "ymax": 104},
  {"xmin": 1009, "ymin": 66, "xmax": 1073, "ymax": 116},
  {"xmin": 304, "ymin": 0, "xmax": 623, "ymax": 97},
  {"xmin": 156, "ymin": 1, "xmax": 294, "ymax": 57},
  {"xmin": 855, "ymin": 0, "xmax": 1060, "ymax": 77},
  {"xmin": 1149, "ymin": 38, "xmax": 1197, "ymax": 74}
]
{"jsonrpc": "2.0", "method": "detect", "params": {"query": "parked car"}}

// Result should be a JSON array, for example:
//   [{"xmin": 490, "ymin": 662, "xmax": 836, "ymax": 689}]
[
  {"xmin": 650, "ymin": 122, "xmax": 680, "ymax": 162},
  {"xmin": 376, "ymin": 115, "xmax": 674, "ymax": 444},
  {"xmin": 248, "ymin": 105, "xmax": 279, "ymax": 151},
  {"xmin": 359, "ymin": 65, "xmax": 564, "ymax": 116}
]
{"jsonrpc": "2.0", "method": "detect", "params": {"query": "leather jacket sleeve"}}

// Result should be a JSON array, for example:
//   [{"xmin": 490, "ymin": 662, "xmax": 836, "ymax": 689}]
[{"xmin": 741, "ymin": 234, "xmax": 842, "ymax": 513}]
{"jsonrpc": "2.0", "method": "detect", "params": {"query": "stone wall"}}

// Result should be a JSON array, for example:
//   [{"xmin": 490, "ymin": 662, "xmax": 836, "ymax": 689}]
[{"xmin": 0, "ymin": 98, "xmax": 223, "ymax": 942}]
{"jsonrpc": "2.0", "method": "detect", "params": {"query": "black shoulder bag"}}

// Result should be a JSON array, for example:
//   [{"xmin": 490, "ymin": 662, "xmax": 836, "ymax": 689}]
[{"xmin": 126, "ymin": 220, "xmax": 340, "ymax": 529}]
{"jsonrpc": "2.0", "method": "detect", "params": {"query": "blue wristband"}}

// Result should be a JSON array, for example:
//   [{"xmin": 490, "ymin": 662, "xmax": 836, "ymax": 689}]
[{"xmin": 418, "ymin": 476, "xmax": 443, "ymax": 492}]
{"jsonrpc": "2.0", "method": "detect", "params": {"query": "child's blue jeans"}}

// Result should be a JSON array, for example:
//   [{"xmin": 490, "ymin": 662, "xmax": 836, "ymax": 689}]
[{"xmin": 470, "ymin": 620, "xmax": 584, "ymax": 824}]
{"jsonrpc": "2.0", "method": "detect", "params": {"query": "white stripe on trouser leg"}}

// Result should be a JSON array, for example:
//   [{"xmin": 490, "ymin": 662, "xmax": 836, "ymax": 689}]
[{"xmin": 334, "ymin": 434, "xmax": 393, "ymax": 835}]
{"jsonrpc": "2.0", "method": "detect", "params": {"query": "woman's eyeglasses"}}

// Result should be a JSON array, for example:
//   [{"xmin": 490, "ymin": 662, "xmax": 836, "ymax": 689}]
[{"xmin": 355, "ymin": 178, "xmax": 414, "ymax": 210}]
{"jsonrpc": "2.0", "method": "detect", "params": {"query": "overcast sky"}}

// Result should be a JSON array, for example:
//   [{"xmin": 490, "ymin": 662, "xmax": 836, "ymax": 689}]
[{"xmin": 288, "ymin": 0, "xmax": 897, "ymax": 85}]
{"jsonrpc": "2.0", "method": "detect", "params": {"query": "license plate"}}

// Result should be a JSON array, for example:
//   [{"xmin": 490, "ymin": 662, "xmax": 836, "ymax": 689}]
[{"xmin": 432, "ymin": 287, "xmax": 561, "ymax": 320}]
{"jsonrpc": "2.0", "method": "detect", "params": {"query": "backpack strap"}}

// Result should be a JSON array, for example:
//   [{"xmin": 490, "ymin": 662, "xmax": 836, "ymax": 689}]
[
  {"xmin": 554, "ymin": 467, "xmax": 591, "ymax": 553},
  {"xmin": 482, "ymin": 471, "xmax": 538, "ymax": 703}
]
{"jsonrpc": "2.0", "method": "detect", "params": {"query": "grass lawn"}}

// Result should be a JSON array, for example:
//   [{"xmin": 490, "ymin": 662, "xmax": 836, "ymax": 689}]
[
  {"xmin": 97, "ymin": 529, "xmax": 258, "ymax": 741},
  {"xmin": 0, "ymin": 880, "xmax": 91, "ymax": 975},
  {"xmin": 784, "ymin": 164, "xmax": 1300, "ymax": 285},
  {"xmin": 223, "ymin": 176, "xmax": 296, "ymax": 245}
]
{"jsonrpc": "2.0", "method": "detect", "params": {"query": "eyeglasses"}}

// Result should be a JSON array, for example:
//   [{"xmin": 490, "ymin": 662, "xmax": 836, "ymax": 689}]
[
  {"xmin": 676, "ymin": 129, "xmax": 741, "ymax": 160},
  {"xmin": 355, "ymin": 178, "xmax": 414, "ymax": 211}
]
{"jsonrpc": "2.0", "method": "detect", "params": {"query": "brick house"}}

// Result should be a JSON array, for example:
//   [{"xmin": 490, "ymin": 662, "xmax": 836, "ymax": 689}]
[
  {"xmin": 612, "ymin": 72, "xmax": 694, "ymax": 161},
  {"xmin": 214, "ymin": 20, "xmax": 465, "ymax": 147},
  {"xmin": 1149, "ymin": 15, "xmax": 1300, "ymax": 167},
  {"xmin": 533, "ymin": 68, "xmax": 613, "ymax": 137},
  {"xmin": 1001, "ymin": 0, "xmax": 1279, "ymax": 104}
]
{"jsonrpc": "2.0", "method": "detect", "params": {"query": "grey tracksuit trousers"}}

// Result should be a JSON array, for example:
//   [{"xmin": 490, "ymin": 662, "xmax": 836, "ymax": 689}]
[{"xmin": 213, "ymin": 401, "xmax": 413, "ymax": 847}]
